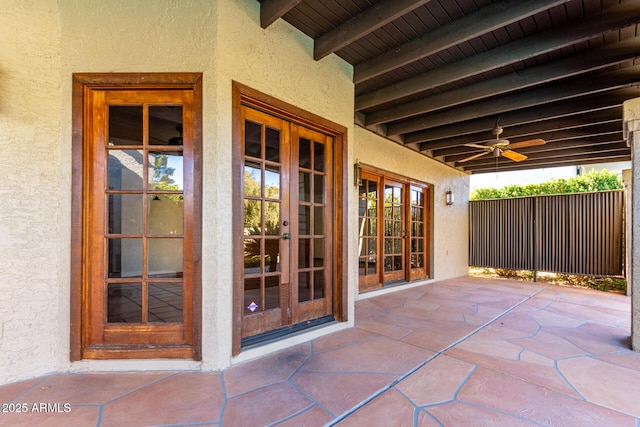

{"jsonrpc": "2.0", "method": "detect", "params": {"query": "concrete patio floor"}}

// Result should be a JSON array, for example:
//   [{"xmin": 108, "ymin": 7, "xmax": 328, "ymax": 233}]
[{"xmin": 1, "ymin": 276, "xmax": 639, "ymax": 426}]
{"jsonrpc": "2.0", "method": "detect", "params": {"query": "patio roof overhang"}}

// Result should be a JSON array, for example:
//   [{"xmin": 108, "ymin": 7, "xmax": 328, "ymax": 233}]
[{"xmin": 258, "ymin": 0, "xmax": 640, "ymax": 174}]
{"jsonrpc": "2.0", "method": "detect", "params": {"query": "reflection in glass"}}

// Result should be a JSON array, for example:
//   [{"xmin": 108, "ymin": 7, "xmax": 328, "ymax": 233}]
[
  {"xmin": 299, "ymin": 138, "xmax": 311, "ymax": 169},
  {"xmin": 244, "ymin": 277, "xmax": 261, "ymax": 315},
  {"xmin": 264, "ymin": 202, "xmax": 280, "ymax": 235},
  {"xmin": 299, "ymin": 172, "xmax": 310, "ymax": 202},
  {"xmin": 244, "ymin": 200, "xmax": 261, "ymax": 234},
  {"xmin": 108, "ymin": 150, "xmax": 143, "ymax": 190},
  {"xmin": 313, "ymin": 239, "xmax": 325, "ymax": 266},
  {"xmin": 148, "ymin": 194, "xmax": 183, "ymax": 234},
  {"xmin": 298, "ymin": 272, "xmax": 310, "ymax": 303},
  {"xmin": 264, "ymin": 238, "xmax": 280, "ymax": 272},
  {"xmin": 108, "ymin": 238, "xmax": 142, "ymax": 278},
  {"xmin": 299, "ymin": 238, "xmax": 310, "ymax": 268},
  {"xmin": 107, "ymin": 283, "xmax": 142, "ymax": 323},
  {"xmin": 384, "ymin": 238, "xmax": 392, "ymax": 255},
  {"xmin": 314, "ymin": 270, "xmax": 324, "ymax": 299},
  {"xmin": 149, "ymin": 106, "xmax": 183, "ymax": 145},
  {"xmin": 384, "ymin": 256, "xmax": 392, "ymax": 272},
  {"xmin": 109, "ymin": 194, "xmax": 142, "ymax": 234},
  {"xmin": 148, "ymin": 283, "xmax": 183, "ymax": 322},
  {"xmin": 244, "ymin": 161, "xmax": 262, "ymax": 197},
  {"xmin": 265, "ymin": 276, "xmax": 279, "ymax": 310},
  {"xmin": 314, "ymin": 174, "xmax": 324, "ymax": 203},
  {"xmin": 109, "ymin": 106, "xmax": 142, "ymax": 146},
  {"xmin": 245, "ymin": 121, "xmax": 262, "ymax": 158},
  {"xmin": 299, "ymin": 205, "xmax": 311, "ymax": 235},
  {"xmin": 264, "ymin": 166, "xmax": 280, "ymax": 199},
  {"xmin": 149, "ymin": 152, "xmax": 183, "ymax": 190},
  {"xmin": 244, "ymin": 238, "xmax": 261, "ymax": 275},
  {"xmin": 394, "ymin": 238, "xmax": 402, "ymax": 254},
  {"xmin": 265, "ymin": 127, "xmax": 280, "ymax": 162},
  {"xmin": 314, "ymin": 206, "xmax": 324, "ymax": 235},
  {"xmin": 314, "ymin": 142, "xmax": 325, "ymax": 172},
  {"xmin": 148, "ymin": 238, "xmax": 183, "ymax": 278}
]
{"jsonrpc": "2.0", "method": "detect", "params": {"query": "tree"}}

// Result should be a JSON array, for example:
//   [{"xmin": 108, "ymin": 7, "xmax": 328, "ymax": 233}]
[{"xmin": 470, "ymin": 169, "xmax": 623, "ymax": 201}]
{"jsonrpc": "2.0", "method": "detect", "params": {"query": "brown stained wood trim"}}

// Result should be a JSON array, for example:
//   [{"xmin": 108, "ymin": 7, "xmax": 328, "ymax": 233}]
[
  {"xmin": 358, "ymin": 163, "xmax": 430, "ymax": 189},
  {"xmin": 231, "ymin": 83, "xmax": 244, "ymax": 356},
  {"xmin": 82, "ymin": 345, "xmax": 194, "ymax": 360}
]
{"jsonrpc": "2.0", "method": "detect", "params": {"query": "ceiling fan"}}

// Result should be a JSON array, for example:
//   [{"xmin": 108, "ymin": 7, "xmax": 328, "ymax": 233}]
[{"xmin": 459, "ymin": 119, "xmax": 545, "ymax": 163}]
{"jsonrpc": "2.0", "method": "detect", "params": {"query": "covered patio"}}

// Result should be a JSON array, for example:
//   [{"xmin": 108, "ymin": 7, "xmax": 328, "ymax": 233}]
[{"xmin": 1, "ymin": 276, "xmax": 637, "ymax": 426}]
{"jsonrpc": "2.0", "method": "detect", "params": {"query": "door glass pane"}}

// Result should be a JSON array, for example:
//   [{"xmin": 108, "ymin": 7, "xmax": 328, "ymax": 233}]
[
  {"xmin": 314, "ymin": 206, "xmax": 324, "ymax": 235},
  {"xmin": 244, "ymin": 238, "xmax": 261, "ymax": 275},
  {"xmin": 148, "ymin": 194, "xmax": 184, "ymax": 234},
  {"xmin": 264, "ymin": 238, "xmax": 280, "ymax": 272},
  {"xmin": 149, "ymin": 152, "xmax": 183, "ymax": 191},
  {"xmin": 299, "ymin": 238, "xmax": 310, "ymax": 268},
  {"xmin": 264, "ymin": 202, "xmax": 280, "ymax": 235},
  {"xmin": 299, "ymin": 172, "xmax": 310, "ymax": 202},
  {"xmin": 108, "ymin": 194, "xmax": 142, "ymax": 234},
  {"xmin": 314, "ymin": 270, "xmax": 325, "ymax": 299},
  {"xmin": 313, "ymin": 142, "xmax": 325, "ymax": 172},
  {"xmin": 108, "ymin": 106, "xmax": 142, "ymax": 146},
  {"xmin": 107, "ymin": 283, "xmax": 142, "ymax": 323},
  {"xmin": 265, "ymin": 276, "xmax": 279, "ymax": 310},
  {"xmin": 313, "ymin": 239, "xmax": 325, "ymax": 266},
  {"xmin": 384, "ymin": 256, "xmax": 393, "ymax": 272},
  {"xmin": 244, "ymin": 200, "xmax": 261, "ymax": 234},
  {"xmin": 245, "ymin": 121, "xmax": 262, "ymax": 158},
  {"xmin": 299, "ymin": 138, "xmax": 311, "ymax": 169},
  {"xmin": 148, "ymin": 238, "xmax": 183, "ymax": 278},
  {"xmin": 148, "ymin": 283, "xmax": 183, "ymax": 322},
  {"xmin": 299, "ymin": 205, "xmax": 311, "ymax": 235},
  {"xmin": 244, "ymin": 162, "xmax": 262, "ymax": 197},
  {"xmin": 314, "ymin": 175, "xmax": 324, "ymax": 203},
  {"xmin": 298, "ymin": 272, "xmax": 311, "ymax": 303},
  {"xmin": 108, "ymin": 238, "xmax": 142, "ymax": 278},
  {"xmin": 108, "ymin": 150, "xmax": 143, "ymax": 190},
  {"xmin": 149, "ymin": 106, "xmax": 183, "ymax": 146},
  {"xmin": 264, "ymin": 165, "xmax": 280, "ymax": 199},
  {"xmin": 244, "ymin": 277, "xmax": 261, "ymax": 315},
  {"xmin": 265, "ymin": 127, "xmax": 280, "ymax": 162}
]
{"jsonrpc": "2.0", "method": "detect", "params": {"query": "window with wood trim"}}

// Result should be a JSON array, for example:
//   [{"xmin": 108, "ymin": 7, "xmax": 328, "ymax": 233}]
[
  {"xmin": 71, "ymin": 73, "xmax": 202, "ymax": 360},
  {"xmin": 358, "ymin": 167, "xmax": 431, "ymax": 292}
]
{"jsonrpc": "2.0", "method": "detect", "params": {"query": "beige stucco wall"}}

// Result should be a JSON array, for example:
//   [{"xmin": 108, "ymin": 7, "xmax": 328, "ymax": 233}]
[{"xmin": 353, "ymin": 127, "xmax": 470, "ymax": 299}]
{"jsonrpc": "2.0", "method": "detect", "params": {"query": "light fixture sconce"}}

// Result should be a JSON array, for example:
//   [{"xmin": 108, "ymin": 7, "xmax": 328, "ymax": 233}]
[
  {"xmin": 354, "ymin": 160, "xmax": 362, "ymax": 187},
  {"xmin": 445, "ymin": 189, "xmax": 454, "ymax": 206}
]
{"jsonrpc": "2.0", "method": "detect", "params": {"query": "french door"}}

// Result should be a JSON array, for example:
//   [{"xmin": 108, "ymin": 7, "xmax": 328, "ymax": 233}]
[
  {"xmin": 238, "ymin": 106, "xmax": 334, "ymax": 342},
  {"xmin": 76, "ymin": 78, "xmax": 201, "ymax": 359},
  {"xmin": 383, "ymin": 179, "xmax": 405, "ymax": 283}
]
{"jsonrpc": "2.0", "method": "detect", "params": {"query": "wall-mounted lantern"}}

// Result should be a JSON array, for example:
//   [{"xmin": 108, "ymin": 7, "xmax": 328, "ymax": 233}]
[
  {"xmin": 354, "ymin": 160, "xmax": 362, "ymax": 187},
  {"xmin": 445, "ymin": 189, "xmax": 454, "ymax": 206}
]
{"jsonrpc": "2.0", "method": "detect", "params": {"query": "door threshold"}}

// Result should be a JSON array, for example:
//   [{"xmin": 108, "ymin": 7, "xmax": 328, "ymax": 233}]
[{"xmin": 241, "ymin": 315, "xmax": 335, "ymax": 349}]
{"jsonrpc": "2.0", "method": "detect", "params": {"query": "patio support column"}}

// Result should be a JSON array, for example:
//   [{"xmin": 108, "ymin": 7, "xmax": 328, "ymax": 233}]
[{"xmin": 623, "ymin": 98, "xmax": 640, "ymax": 351}]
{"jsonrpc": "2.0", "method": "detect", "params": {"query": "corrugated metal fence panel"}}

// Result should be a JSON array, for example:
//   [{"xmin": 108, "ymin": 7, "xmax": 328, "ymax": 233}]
[
  {"xmin": 469, "ymin": 198, "xmax": 535, "ymax": 270},
  {"xmin": 470, "ymin": 190, "xmax": 624, "ymax": 276}
]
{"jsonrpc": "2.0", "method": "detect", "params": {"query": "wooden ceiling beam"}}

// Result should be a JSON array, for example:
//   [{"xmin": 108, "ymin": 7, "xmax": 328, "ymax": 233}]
[
  {"xmin": 313, "ymin": 0, "xmax": 433, "ymax": 60},
  {"xmin": 365, "ymin": 37, "xmax": 640, "ymax": 126},
  {"xmin": 465, "ymin": 154, "xmax": 631, "ymax": 174},
  {"xmin": 355, "ymin": 1, "xmax": 640, "ymax": 111},
  {"xmin": 387, "ymin": 66, "xmax": 640, "ymax": 136},
  {"xmin": 353, "ymin": 0, "xmax": 567, "ymax": 84},
  {"xmin": 260, "ymin": 0, "xmax": 302, "ymax": 28}
]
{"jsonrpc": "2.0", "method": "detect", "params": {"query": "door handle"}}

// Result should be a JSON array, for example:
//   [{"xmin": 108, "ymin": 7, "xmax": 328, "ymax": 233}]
[{"xmin": 282, "ymin": 233, "xmax": 291, "ymax": 240}]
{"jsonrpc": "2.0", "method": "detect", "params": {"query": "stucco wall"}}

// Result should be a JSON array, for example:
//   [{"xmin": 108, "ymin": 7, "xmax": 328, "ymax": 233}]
[
  {"xmin": 353, "ymin": 127, "xmax": 470, "ymax": 293},
  {"xmin": 0, "ymin": 0, "xmax": 356, "ymax": 384}
]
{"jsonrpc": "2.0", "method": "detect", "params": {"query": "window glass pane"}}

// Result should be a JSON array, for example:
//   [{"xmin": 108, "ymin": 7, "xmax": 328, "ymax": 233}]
[
  {"xmin": 299, "ymin": 172, "xmax": 310, "ymax": 202},
  {"xmin": 148, "ymin": 283, "xmax": 183, "ymax": 322},
  {"xmin": 298, "ymin": 272, "xmax": 310, "ymax": 303},
  {"xmin": 149, "ymin": 106, "xmax": 183, "ymax": 146},
  {"xmin": 244, "ymin": 277, "xmax": 261, "ymax": 315},
  {"xmin": 358, "ymin": 199, "xmax": 366, "ymax": 217},
  {"xmin": 314, "ymin": 141, "xmax": 325, "ymax": 172},
  {"xmin": 264, "ymin": 238, "xmax": 280, "ymax": 272},
  {"xmin": 299, "ymin": 205, "xmax": 311, "ymax": 235},
  {"xmin": 108, "ymin": 150, "xmax": 143, "ymax": 190},
  {"xmin": 264, "ymin": 202, "xmax": 280, "ymax": 235},
  {"xmin": 368, "ymin": 179, "xmax": 377, "ymax": 197},
  {"xmin": 369, "ymin": 218, "xmax": 377, "ymax": 235},
  {"xmin": 314, "ymin": 270, "xmax": 325, "ymax": 299},
  {"xmin": 264, "ymin": 165, "xmax": 280, "ymax": 199},
  {"xmin": 244, "ymin": 200, "xmax": 261, "ymax": 234},
  {"xmin": 384, "ymin": 256, "xmax": 393, "ymax": 272},
  {"xmin": 299, "ymin": 138, "xmax": 311, "ymax": 169},
  {"xmin": 313, "ymin": 239, "xmax": 325, "ymax": 266},
  {"xmin": 108, "ymin": 194, "xmax": 142, "ymax": 234},
  {"xmin": 358, "ymin": 182, "xmax": 367, "ymax": 199},
  {"xmin": 107, "ymin": 283, "xmax": 142, "ymax": 323},
  {"xmin": 108, "ymin": 238, "xmax": 142, "ymax": 278},
  {"xmin": 394, "ymin": 238, "xmax": 402, "ymax": 254},
  {"xmin": 148, "ymin": 238, "xmax": 183, "ymax": 278},
  {"xmin": 245, "ymin": 121, "xmax": 262, "ymax": 158},
  {"xmin": 244, "ymin": 161, "xmax": 262, "ymax": 197},
  {"xmin": 299, "ymin": 238, "xmax": 310, "ymax": 269},
  {"xmin": 149, "ymin": 152, "xmax": 183, "ymax": 191},
  {"xmin": 265, "ymin": 276, "xmax": 280, "ymax": 310},
  {"xmin": 109, "ymin": 106, "xmax": 142, "ymax": 146},
  {"xmin": 394, "ymin": 256, "xmax": 403, "ymax": 271},
  {"xmin": 265, "ymin": 127, "xmax": 280, "ymax": 162},
  {"xmin": 314, "ymin": 174, "xmax": 324, "ymax": 203},
  {"xmin": 314, "ymin": 206, "xmax": 324, "ymax": 235},
  {"xmin": 384, "ymin": 238, "xmax": 392, "ymax": 255},
  {"xmin": 148, "ymin": 194, "xmax": 183, "ymax": 235},
  {"xmin": 244, "ymin": 238, "xmax": 261, "ymax": 275}
]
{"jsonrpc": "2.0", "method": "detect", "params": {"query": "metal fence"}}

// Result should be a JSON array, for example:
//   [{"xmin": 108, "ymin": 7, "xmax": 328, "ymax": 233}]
[{"xmin": 469, "ymin": 190, "xmax": 624, "ymax": 276}]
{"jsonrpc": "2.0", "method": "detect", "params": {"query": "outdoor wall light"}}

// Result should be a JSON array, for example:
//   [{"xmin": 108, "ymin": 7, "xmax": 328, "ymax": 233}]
[
  {"xmin": 445, "ymin": 189, "xmax": 454, "ymax": 206},
  {"xmin": 354, "ymin": 160, "xmax": 362, "ymax": 187}
]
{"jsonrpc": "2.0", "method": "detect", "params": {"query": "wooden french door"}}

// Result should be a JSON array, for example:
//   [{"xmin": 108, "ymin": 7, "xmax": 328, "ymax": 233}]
[
  {"xmin": 239, "ymin": 106, "xmax": 334, "ymax": 341},
  {"xmin": 383, "ymin": 179, "xmax": 405, "ymax": 282},
  {"xmin": 80, "ymin": 86, "xmax": 198, "ymax": 359}
]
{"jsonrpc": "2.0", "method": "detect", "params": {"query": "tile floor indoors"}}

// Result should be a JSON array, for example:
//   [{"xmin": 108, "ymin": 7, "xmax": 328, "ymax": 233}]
[{"xmin": 1, "ymin": 276, "xmax": 639, "ymax": 426}]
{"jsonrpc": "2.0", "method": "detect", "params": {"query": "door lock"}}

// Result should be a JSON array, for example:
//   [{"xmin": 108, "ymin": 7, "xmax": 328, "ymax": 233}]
[{"xmin": 282, "ymin": 232, "xmax": 291, "ymax": 240}]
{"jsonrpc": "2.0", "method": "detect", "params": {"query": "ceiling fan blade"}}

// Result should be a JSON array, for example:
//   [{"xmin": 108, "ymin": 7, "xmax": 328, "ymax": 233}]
[
  {"xmin": 501, "ymin": 149, "xmax": 528, "ymax": 162},
  {"xmin": 463, "ymin": 143, "xmax": 492, "ymax": 150},
  {"xmin": 458, "ymin": 151, "xmax": 490, "ymax": 163},
  {"xmin": 507, "ymin": 138, "xmax": 546, "ymax": 149}
]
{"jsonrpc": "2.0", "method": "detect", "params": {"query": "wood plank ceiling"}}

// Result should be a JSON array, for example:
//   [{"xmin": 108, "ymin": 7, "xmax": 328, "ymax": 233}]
[{"xmin": 258, "ymin": 0, "xmax": 640, "ymax": 173}]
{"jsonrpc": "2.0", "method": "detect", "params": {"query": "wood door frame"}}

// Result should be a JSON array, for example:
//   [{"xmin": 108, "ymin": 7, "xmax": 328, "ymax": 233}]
[
  {"xmin": 232, "ymin": 82, "xmax": 348, "ymax": 356},
  {"xmin": 70, "ymin": 73, "xmax": 203, "ymax": 361}
]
